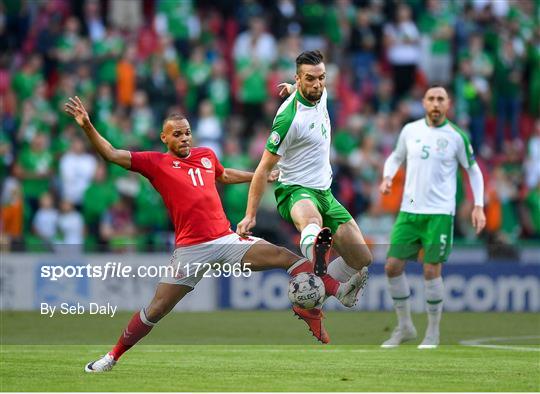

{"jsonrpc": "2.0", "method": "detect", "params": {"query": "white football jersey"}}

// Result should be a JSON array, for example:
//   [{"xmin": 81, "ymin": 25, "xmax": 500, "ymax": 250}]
[
  {"xmin": 265, "ymin": 88, "xmax": 332, "ymax": 190},
  {"xmin": 388, "ymin": 118, "xmax": 476, "ymax": 215}
]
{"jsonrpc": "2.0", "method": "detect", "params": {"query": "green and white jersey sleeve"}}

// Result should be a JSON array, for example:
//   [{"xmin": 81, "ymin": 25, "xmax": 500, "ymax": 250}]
[
  {"xmin": 265, "ymin": 88, "xmax": 333, "ymax": 190},
  {"xmin": 392, "ymin": 118, "xmax": 476, "ymax": 215}
]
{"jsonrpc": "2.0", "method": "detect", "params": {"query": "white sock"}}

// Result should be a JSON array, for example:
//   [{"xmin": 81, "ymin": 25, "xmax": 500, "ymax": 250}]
[
  {"xmin": 424, "ymin": 277, "xmax": 444, "ymax": 338},
  {"xmin": 140, "ymin": 308, "xmax": 156, "ymax": 326},
  {"xmin": 388, "ymin": 274, "xmax": 413, "ymax": 329},
  {"xmin": 300, "ymin": 223, "xmax": 320, "ymax": 261},
  {"xmin": 327, "ymin": 256, "xmax": 358, "ymax": 282}
]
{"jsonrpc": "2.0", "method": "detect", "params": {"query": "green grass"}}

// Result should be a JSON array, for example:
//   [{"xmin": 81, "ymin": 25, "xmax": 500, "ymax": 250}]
[{"xmin": 1, "ymin": 311, "xmax": 539, "ymax": 391}]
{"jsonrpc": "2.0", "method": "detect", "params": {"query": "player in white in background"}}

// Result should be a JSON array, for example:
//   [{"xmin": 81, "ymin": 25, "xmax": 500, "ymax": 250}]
[
  {"xmin": 237, "ymin": 51, "xmax": 372, "ymax": 343},
  {"xmin": 380, "ymin": 86, "xmax": 486, "ymax": 349}
]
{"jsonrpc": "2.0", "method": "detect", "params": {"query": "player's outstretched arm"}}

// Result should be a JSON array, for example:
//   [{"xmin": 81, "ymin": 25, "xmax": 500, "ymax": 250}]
[
  {"xmin": 217, "ymin": 168, "xmax": 279, "ymax": 184},
  {"xmin": 236, "ymin": 150, "xmax": 281, "ymax": 237},
  {"xmin": 64, "ymin": 96, "xmax": 131, "ymax": 169}
]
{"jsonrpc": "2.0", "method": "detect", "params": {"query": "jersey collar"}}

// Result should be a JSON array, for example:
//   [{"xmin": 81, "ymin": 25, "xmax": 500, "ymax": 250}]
[
  {"xmin": 167, "ymin": 151, "xmax": 191, "ymax": 160},
  {"xmin": 295, "ymin": 90, "xmax": 316, "ymax": 107},
  {"xmin": 424, "ymin": 117, "xmax": 449, "ymax": 128}
]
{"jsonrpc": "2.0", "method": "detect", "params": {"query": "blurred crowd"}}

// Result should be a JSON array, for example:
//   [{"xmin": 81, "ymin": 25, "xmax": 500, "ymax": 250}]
[{"xmin": 0, "ymin": 0, "xmax": 539, "ymax": 253}]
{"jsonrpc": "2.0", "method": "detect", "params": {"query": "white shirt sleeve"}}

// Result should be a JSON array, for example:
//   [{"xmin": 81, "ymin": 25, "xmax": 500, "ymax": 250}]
[
  {"xmin": 383, "ymin": 126, "xmax": 407, "ymax": 179},
  {"xmin": 456, "ymin": 133, "xmax": 476, "ymax": 169},
  {"xmin": 466, "ymin": 162, "xmax": 484, "ymax": 207}
]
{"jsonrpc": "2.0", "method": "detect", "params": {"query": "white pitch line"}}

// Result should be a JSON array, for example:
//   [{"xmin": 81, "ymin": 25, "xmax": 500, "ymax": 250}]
[{"xmin": 460, "ymin": 335, "xmax": 540, "ymax": 352}]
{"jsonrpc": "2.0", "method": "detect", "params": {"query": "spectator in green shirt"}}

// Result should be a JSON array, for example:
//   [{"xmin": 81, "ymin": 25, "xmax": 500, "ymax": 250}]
[
  {"xmin": 418, "ymin": 0, "xmax": 454, "ymax": 85},
  {"xmin": 526, "ymin": 27, "xmax": 540, "ymax": 116},
  {"xmin": 454, "ymin": 58, "xmax": 490, "ymax": 153},
  {"xmin": 155, "ymin": 0, "xmax": 198, "ymax": 58},
  {"xmin": 494, "ymin": 40, "xmax": 523, "ymax": 152},
  {"xmin": 522, "ymin": 183, "xmax": 540, "ymax": 238},
  {"xmin": 235, "ymin": 54, "xmax": 269, "ymax": 140},
  {"xmin": 208, "ymin": 59, "xmax": 231, "ymax": 121},
  {"xmin": 221, "ymin": 139, "xmax": 252, "ymax": 226},
  {"xmin": 93, "ymin": 27, "xmax": 124, "ymax": 85},
  {"xmin": 13, "ymin": 133, "xmax": 53, "ymax": 217},
  {"xmin": 11, "ymin": 55, "xmax": 44, "ymax": 104},
  {"xmin": 184, "ymin": 46, "xmax": 211, "ymax": 114},
  {"xmin": 55, "ymin": 16, "xmax": 82, "ymax": 69},
  {"xmin": 82, "ymin": 162, "xmax": 119, "ymax": 249}
]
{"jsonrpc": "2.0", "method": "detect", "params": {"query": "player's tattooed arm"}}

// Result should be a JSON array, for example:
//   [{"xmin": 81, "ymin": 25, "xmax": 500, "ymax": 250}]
[
  {"xmin": 64, "ymin": 96, "xmax": 131, "ymax": 169},
  {"xmin": 217, "ymin": 168, "xmax": 279, "ymax": 184}
]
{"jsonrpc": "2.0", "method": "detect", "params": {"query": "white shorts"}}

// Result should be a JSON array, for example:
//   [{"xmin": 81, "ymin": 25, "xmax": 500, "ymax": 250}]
[{"xmin": 160, "ymin": 233, "xmax": 262, "ymax": 288}]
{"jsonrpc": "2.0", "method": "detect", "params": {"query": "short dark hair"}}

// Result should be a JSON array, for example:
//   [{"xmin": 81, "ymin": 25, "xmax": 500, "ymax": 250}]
[
  {"xmin": 162, "ymin": 113, "xmax": 186, "ymax": 130},
  {"xmin": 296, "ymin": 50, "xmax": 324, "ymax": 72},
  {"xmin": 426, "ymin": 84, "xmax": 451, "ymax": 97}
]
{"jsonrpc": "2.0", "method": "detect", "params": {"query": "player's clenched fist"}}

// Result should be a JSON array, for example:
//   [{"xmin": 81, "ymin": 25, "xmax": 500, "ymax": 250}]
[
  {"xmin": 236, "ymin": 216, "xmax": 256, "ymax": 238},
  {"xmin": 379, "ymin": 177, "xmax": 393, "ymax": 194},
  {"xmin": 64, "ymin": 96, "xmax": 90, "ymax": 127}
]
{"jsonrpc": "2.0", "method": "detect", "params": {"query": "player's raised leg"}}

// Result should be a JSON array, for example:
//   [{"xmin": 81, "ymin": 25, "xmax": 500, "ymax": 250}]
[
  {"xmin": 418, "ymin": 262, "xmax": 443, "ymax": 349},
  {"xmin": 381, "ymin": 257, "xmax": 417, "ymax": 348},
  {"xmin": 290, "ymin": 199, "xmax": 331, "ymax": 276},
  {"xmin": 85, "ymin": 283, "xmax": 191, "ymax": 372}
]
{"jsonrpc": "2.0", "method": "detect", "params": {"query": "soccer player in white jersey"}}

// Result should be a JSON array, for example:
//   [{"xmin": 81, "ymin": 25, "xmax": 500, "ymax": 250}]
[
  {"xmin": 380, "ymin": 86, "xmax": 486, "ymax": 349},
  {"xmin": 237, "ymin": 51, "xmax": 372, "ymax": 343}
]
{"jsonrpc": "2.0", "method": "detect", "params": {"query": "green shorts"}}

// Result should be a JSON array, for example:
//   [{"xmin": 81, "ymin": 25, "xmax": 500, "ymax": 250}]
[
  {"xmin": 274, "ymin": 183, "xmax": 352, "ymax": 234},
  {"xmin": 387, "ymin": 212, "xmax": 454, "ymax": 263}
]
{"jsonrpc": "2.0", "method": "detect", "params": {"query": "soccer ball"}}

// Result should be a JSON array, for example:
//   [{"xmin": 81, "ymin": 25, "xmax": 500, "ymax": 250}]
[{"xmin": 288, "ymin": 272, "xmax": 325, "ymax": 309}]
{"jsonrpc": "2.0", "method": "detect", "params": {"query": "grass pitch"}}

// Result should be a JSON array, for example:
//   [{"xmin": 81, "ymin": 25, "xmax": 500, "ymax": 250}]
[{"xmin": 1, "ymin": 311, "xmax": 539, "ymax": 391}]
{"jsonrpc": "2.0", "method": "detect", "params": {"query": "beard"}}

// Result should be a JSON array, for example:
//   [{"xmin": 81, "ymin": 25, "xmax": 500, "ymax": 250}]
[
  {"xmin": 429, "ymin": 110, "xmax": 442, "ymax": 122},
  {"xmin": 175, "ymin": 145, "xmax": 191, "ymax": 157},
  {"xmin": 301, "ymin": 87, "xmax": 323, "ymax": 102}
]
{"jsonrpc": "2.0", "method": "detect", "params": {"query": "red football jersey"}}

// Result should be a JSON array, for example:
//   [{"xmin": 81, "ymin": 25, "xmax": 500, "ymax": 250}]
[{"xmin": 130, "ymin": 147, "xmax": 233, "ymax": 246}]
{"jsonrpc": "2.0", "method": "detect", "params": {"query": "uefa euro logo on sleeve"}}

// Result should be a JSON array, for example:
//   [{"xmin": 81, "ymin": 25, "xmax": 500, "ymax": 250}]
[{"xmin": 269, "ymin": 131, "xmax": 280, "ymax": 145}]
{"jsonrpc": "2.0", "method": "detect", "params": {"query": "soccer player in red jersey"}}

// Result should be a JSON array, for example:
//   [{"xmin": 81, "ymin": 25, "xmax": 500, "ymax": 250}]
[{"xmin": 64, "ymin": 96, "xmax": 366, "ymax": 372}]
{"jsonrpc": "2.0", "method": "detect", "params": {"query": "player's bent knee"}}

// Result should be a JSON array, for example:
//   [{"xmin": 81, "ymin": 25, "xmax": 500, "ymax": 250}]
[
  {"xmin": 307, "ymin": 217, "xmax": 322, "ymax": 226},
  {"xmin": 345, "ymin": 245, "xmax": 373, "ymax": 270},
  {"xmin": 295, "ymin": 217, "xmax": 322, "ymax": 231},
  {"xmin": 385, "ymin": 260, "xmax": 404, "ymax": 277},
  {"xmin": 423, "ymin": 264, "xmax": 441, "ymax": 280},
  {"xmin": 362, "ymin": 247, "xmax": 373, "ymax": 267}
]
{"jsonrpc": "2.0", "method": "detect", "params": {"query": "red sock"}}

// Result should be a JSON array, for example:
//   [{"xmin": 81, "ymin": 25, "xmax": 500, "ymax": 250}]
[
  {"xmin": 110, "ymin": 310, "xmax": 154, "ymax": 360},
  {"xmin": 289, "ymin": 259, "xmax": 313, "ymax": 276},
  {"xmin": 321, "ymin": 274, "xmax": 340, "ymax": 296},
  {"xmin": 288, "ymin": 259, "xmax": 340, "ymax": 297}
]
